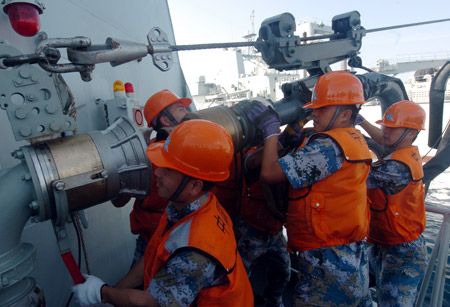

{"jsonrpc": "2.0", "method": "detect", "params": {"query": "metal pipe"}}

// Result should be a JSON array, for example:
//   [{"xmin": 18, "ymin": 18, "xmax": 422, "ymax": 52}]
[
  {"xmin": 189, "ymin": 97, "xmax": 308, "ymax": 153},
  {"xmin": 356, "ymin": 72, "xmax": 408, "ymax": 114},
  {"xmin": 0, "ymin": 162, "xmax": 38, "ymax": 302},
  {"xmin": 0, "ymin": 163, "xmax": 34, "ymax": 255},
  {"xmin": 189, "ymin": 106, "xmax": 246, "ymax": 152},
  {"xmin": 19, "ymin": 117, "xmax": 151, "ymax": 224},
  {"xmin": 0, "ymin": 117, "xmax": 150, "ymax": 304},
  {"xmin": 429, "ymin": 61, "xmax": 450, "ymax": 148}
]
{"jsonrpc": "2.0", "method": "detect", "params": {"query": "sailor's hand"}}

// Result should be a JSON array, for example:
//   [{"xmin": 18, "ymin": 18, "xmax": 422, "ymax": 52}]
[
  {"xmin": 247, "ymin": 101, "xmax": 280, "ymax": 140},
  {"xmin": 278, "ymin": 116, "xmax": 311, "ymax": 148},
  {"xmin": 289, "ymin": 116, "xmax": 311, "ymax": 134},
  {"xmin": 71, "ymin": 274, "xmax": 105, "ymax": 306}
]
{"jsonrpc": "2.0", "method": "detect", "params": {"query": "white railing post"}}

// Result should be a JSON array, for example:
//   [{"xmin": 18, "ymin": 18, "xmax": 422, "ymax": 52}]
[{"xmin": 417, "ymin": 205, "xmax": 450, "ymax": 306}]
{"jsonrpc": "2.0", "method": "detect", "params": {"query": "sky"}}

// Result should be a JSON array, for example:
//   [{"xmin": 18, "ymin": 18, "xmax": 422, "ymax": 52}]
[{"xmin": 167, "ymin": 0, "xmax": 450, "ymax": 95}]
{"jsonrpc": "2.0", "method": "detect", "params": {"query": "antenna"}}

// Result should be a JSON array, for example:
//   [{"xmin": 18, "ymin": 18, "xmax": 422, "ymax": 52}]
[
  {"xmin": 250, "ymin": 10, "xmax": 255, "ymax": 36},
  {"xmin": 241, "ymin": 10, "xmax": 257, "ymax": 56}
]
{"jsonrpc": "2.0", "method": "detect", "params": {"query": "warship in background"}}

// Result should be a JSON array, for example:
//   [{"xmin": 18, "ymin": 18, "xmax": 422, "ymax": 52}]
[
  {"xmin": 373, "ymin": 54, "xmax": 450, "ymax": 103},
  {"xmin": 405, "ymin": 67, "xmax": 450, "ymax": 103},
  {"xmin": 193, "ymin": 14, "xmax": 450, "ymax": 109},
  {"xmin": 193, "ymin": 18, "xmax": 345, "ymax": 109},
  {"xmin": 195, "ymin": 51, "xmax": 450, "ymax": 108}
]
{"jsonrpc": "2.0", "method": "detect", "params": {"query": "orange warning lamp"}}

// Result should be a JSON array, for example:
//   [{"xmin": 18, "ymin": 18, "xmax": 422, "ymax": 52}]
[{"xmin": 113, "ymin": 80, "xmax": 125, "ymax": 98}]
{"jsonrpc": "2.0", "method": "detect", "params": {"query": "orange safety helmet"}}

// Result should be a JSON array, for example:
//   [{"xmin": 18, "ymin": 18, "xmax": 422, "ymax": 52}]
[
  {"xmin": 303, "ymin": 71, "xmax": 365, "ymax": 109},
  {"xmin": 376, "ymin": 100, "xmax": 426, "ymax": 130},
  {"xmin": 146, "ymin": 120, "xmax": 234, "ymax": 182},
  {"xmin": 144, "ymin": 89, "xmax": 191, "ymax": 127}
]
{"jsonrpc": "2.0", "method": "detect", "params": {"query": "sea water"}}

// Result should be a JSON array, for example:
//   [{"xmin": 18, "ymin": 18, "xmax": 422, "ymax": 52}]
[{"xmin": 359, "ymin": 102, "xmax": 450, "ymax": 305}]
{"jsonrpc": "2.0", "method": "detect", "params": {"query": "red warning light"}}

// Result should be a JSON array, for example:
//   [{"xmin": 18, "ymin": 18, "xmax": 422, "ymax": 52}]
[
  {"xmin": 125, "ymin": 82, "xmax": 135, "ymax": 98},
  {"xmin": 4, "ymin": 2, "xmax": 42, "ymax": 37},
  {"xmin": 125, "ymin": 82, "xmax": 134, "ymax": 94}
]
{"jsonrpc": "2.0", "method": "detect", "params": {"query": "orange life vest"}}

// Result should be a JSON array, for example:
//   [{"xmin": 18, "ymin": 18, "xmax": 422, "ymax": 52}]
[
  {"xmin": 241, "ymin": 181, "xmax": 284, "ymax": 234},
  {"xmin": 241, "ymin": 148, "xmax": 284, "ymax": 234},
  {"xmin": 211, "ymin": 153, "xmax": 242, "ymax": 221},
  {"xmin": 143, "ymin": 193, "xmax": 253, "ymax": 306},
  {"xmin": 286, "ymin": 128, "xmax": 372, "ymax": 252},
  {"xmin": 368, "ymin": 145, "xmax": 426, "ymax": 245},
  {"xmin": 129, "ymin": 167, "xmax": 168, "ymax": 242}
]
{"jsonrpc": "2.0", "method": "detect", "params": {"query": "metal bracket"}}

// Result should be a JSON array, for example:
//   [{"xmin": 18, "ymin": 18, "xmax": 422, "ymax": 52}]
[
  {"xmin": 256, "ymin": 11, "xmax": 366, "ymax": 74},
  {"xmin": 52, "ymin": 169, "xmax": 108, "ymax": 192},
  {"xmin": 147, "ymin": 27, "xmax": 173, "ymax": 71},
  {"xmin": 52, "ymin": 185, "xmax": 69, "ymax": 227},
  {"xmin": 51, "ymin": 169, "xmax": 107, "ymax": 226},
  {"xmin": 52, "ymin": 224, "xmax": 70, "ymax": 253}
]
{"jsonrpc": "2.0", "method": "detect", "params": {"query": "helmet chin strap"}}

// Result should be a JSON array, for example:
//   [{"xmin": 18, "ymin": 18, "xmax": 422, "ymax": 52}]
[
  {"xmin": 388, "ymin": 128, "xmax": 411, "ymax": 149},
  {"xmin": 324, "ymin": 105, "xmax": 341, "ymax": 131},
  {"xmin": 162, "ymin": 109, "xmax": 179, "ymax": 126},
  {"xmin": 169, "ymin": 175, "xmax": 191, "ymax": 202}
]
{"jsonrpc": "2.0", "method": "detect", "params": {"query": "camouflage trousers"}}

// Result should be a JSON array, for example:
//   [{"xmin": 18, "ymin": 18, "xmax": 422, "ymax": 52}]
[
  {"xmin": 369, "ymin": 235, "xmax": 428, "ymax": 307},
  {"xmin": 294, "ymin": 241, "xmax": 372, "ymax": 306},
  {"xmin": 237, "ymin": 218, "xmax": 291, "ymax": 307}
]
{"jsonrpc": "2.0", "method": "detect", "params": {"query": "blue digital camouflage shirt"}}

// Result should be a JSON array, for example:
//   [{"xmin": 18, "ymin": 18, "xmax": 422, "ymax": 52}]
[
  {"xmin": 367, "ymin": 158, "xmax": 427, "ymax": 306},
  {"xmin": 278, "ymin": 135, "xmax": 344, "ymax": 188},
  {"xmin": 148, "ymin": 193, "xmax": 227, "ymax": 307},
  {"xmin": 367, "ymin": 159, "xmax": 411, "ymax": 194},
  {"xmin": 279, "ymin": 134, "xmax": 373, "ymax": 306}
]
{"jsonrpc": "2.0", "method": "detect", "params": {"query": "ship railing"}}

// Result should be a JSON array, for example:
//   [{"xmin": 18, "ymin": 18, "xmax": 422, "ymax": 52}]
[
  {"xmin": 417, "ymin": 205, "xmax": 450, "ymax": 307},
  {"xmin": 395, "ymin": 51, "xmax": 450, "ymax": 63}
]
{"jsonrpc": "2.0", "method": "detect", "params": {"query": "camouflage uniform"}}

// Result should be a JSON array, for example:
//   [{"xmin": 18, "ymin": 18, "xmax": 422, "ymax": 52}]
[
  {"xmin": 367, "ymin": 159, "xmax": 411, "ymax": 194},
  {"xmin": 279, "ymin": 135, "xmax": 371, "ymax": 306},
  {"xmin": 295, "ymin": 242, "xmax": 372, "ymax": 306},
  {"xmin": 148, "ymin": 194, "xmax": 227, "ymax": 306},
  {"xmin": 237, "ymin": 218, "xmax": 290, "ymax": 307},
  {"xmin": 278, "ymin": 136, "xmax": 344, "ymax": 189},
  {"xmin": 368, "ymin": 236, "xmax": 427, "ymax": 307},
  {"xmin": 367, "ymin": 160, "xmax": 428, "ymax": 306}
]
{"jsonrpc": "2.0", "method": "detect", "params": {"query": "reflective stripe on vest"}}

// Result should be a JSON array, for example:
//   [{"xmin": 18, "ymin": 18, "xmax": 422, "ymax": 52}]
[{"xmin": 143, "ymin": 193, "xmax": 253, "ymax": 306}]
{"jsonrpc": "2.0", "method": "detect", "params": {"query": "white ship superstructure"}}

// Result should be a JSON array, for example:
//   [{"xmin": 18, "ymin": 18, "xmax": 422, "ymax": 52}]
[
  {"xmin": 404, "ymin": 68, "xmax": 450, "ymax": 103},
  {"xmin": 194, "ymin": 19, "xmax": 335, "ymax": 109},
  {"xmin": 373, "ymin": 54, "xmax": 450, "ymax": 103}
]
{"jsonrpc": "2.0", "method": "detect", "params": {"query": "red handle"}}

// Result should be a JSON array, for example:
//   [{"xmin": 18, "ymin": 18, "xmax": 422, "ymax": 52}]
[{"xmin": 61, "ymin": 251, "xmax": 85, "ymax": 284}]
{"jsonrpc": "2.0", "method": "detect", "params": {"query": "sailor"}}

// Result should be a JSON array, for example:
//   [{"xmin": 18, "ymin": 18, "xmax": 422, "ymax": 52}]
[
  {"xmin": 112, "ymin": 89, "xmax": 191, "ymax": 267},
  {"xmin": 72, "ymin": 120, "xmax": 254, "ymax": 306},
  {"xmin": 235, "ymin": 145, "xmax": 292, "ymax": 307},
  {"xmin": 357, "ymin": 100, "xmax": 428, "ymax": 306},
  {"xmin": 246, "ymin": 71, "xmax": 373, "ymax": 306}
]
